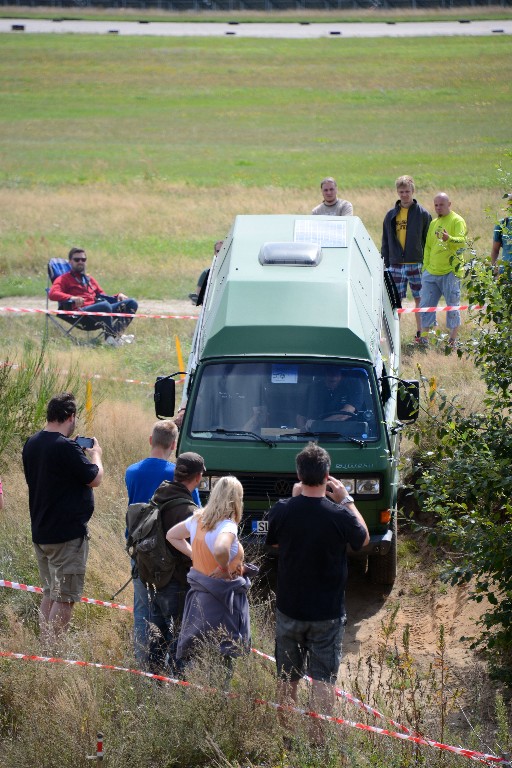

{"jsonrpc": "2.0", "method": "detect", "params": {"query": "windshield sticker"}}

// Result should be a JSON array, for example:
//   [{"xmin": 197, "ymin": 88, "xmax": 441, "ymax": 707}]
[{"xmin": 271, "ymin": 364, "xmax": 298, "ymax": 384}]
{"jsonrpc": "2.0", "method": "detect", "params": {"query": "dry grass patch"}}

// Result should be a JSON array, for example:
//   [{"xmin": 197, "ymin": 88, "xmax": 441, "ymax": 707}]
[{"xmin": 0, "ymin": 186, "xmax": 498, "ymax": 300}]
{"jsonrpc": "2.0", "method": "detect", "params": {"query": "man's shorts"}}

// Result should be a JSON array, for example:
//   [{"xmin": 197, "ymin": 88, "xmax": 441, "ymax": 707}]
[
  {"xmin": 33, "ymin": 536, "xmax": 89, "ymax": 603},
  {"xmin": 388, "ymin": 263, "xmax": 423, "ymax": 300},
  {"xmin": 275, "ymin": 608, "xmax": 346, "ymax": 684}
]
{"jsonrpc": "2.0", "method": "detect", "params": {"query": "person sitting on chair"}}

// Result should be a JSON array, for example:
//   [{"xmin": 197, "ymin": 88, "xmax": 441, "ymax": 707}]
[
  {"xmin": 49, "ymin": 247, "xmax": 138, "ymax": 347},
  {"xmin": 297, "ymin": 369, "xmax": 364, "ymax": 430}
]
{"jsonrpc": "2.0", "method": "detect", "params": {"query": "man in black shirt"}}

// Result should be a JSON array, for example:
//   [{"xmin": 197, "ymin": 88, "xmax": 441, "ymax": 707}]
[
  {"xmin": 22, "ymin": 393, "xmax": 103, "ymax": 643},
  {"xmin": 266, "ymin": 442, "xmax": 368, "ymax": 744}
]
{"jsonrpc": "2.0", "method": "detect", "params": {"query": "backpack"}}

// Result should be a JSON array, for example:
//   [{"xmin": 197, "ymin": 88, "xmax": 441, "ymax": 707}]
[{"xmin": 126, "ymin": 496, "xmax": 192, "ymax": 590}]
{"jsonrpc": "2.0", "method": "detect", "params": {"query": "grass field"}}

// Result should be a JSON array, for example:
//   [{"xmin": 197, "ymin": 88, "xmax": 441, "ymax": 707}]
[
  {"xmin": 0, "ymin": 33, "xmax": 510, "ymax": 298},
  {"xmin": 1, "ymin": 35, "xmax": 509, "ymax": 190}
]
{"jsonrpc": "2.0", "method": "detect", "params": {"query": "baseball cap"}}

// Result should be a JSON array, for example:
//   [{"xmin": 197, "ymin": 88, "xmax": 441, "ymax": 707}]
[
  {"xmin": 175, "ymin": 452, "xmax": 206, "ymax": 475},
  {"xmin": 502, "ymin": 193, "xmax": 512, "ymax": 200}
]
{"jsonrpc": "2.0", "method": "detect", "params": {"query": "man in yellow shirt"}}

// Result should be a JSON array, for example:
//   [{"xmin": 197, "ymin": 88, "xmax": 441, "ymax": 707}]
[{"xmin": 420, "ymin": 193, "xmax": 467, "ymax": 346}]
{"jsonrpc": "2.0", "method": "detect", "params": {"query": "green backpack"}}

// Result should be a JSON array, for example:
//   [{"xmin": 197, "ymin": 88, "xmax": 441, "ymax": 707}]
[{"xmin": 126, "ymin": 496, "xmax": 191, "ymax": 590}]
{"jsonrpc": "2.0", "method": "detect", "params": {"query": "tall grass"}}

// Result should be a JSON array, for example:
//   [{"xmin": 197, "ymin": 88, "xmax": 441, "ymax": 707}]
[
  {"xmin": 0, "ymin": 317, "xmax": 509, "ymax": 767},
  {"xmin": 0, "ymin": 592, "xmax": 509, "ymax": 767}
]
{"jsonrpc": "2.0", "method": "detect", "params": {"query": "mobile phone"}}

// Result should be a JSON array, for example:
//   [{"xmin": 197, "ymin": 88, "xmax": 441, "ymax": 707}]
[{"xmin": 76, "ymin": 436, "xmax": 94, "ymax": 449}]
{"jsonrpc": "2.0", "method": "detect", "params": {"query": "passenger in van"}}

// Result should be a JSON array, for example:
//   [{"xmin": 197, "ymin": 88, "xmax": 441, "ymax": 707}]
[
  {"xmin": 297, "ymin": 369, "xmax": 364, "ymax": 430},
  {"xmin": 189, "ymin": 240, "xmax": 224, "ymax": 306}
]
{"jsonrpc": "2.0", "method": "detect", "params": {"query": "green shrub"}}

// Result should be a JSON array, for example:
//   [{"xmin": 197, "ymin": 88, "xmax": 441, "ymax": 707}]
[{"xmin": 409, "ymin": 252, "xmax": 512, "ymax": 683}]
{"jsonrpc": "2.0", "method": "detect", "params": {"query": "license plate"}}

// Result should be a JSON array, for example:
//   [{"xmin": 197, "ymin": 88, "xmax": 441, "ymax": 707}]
[{"xmin": 251, "ymin": 520, "xmax": 268, "ymax": 534}]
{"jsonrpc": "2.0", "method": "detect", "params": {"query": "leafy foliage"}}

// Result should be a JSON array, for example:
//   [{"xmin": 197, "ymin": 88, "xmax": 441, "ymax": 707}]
[
  {"xmin": 408, "ymin": 252, "xmax": 512, "ymax": 683},
  {"xmin": 0, "ymin": 343, "xmax": 80, "ymax": 465}
]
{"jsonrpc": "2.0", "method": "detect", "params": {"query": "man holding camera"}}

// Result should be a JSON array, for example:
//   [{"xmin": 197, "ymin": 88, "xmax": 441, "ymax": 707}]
[
  {"xmin": 266, "ymin": 442, "xmax": 368, "ymax": 746},
  {"xmin": 22, "ymin": 393, "xmax": 103, "ymax": 644}
]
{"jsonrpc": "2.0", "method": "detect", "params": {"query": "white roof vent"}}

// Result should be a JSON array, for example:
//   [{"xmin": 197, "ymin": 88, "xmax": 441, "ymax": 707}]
[{"xmin": 258, "ymin": 242, "xmax": 323, "ymax": 266}]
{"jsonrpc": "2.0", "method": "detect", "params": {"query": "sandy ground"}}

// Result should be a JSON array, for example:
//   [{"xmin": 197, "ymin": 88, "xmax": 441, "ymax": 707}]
[{"xmin": 343, "ymin": 554, "xmax": 483, "ymax": 674}]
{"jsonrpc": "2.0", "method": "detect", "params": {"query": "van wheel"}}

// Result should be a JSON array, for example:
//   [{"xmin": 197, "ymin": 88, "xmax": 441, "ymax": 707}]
[{"xmin": 368, "ymin": 518, "xmax": 397, "ymax": 586}]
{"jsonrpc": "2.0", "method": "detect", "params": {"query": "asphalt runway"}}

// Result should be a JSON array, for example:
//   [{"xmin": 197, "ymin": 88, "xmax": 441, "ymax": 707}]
[{"xmin": 1, "ymin": 17, "xmax": 511, "ymax": 37}]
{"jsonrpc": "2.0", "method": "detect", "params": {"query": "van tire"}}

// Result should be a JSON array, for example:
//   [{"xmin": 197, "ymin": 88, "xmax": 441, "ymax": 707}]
[{"xmin": 368, "ymin": 517, "xmax": 397, "ymax": 586}]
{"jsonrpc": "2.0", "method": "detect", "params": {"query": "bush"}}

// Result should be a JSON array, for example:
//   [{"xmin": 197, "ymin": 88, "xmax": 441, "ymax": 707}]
[
  {"xmin": 409, "ymin": 256, "xmax": 512, "ymax": 683},
  {"xmin": 0, "ymin": 343, "xmax": 80, "ymax": 464}
]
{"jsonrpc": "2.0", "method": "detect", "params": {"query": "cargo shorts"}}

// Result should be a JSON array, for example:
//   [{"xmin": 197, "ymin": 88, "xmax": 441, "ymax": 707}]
[{"xmin": 34, "ymin": 535, "xmax": 89, "ymax": 603}]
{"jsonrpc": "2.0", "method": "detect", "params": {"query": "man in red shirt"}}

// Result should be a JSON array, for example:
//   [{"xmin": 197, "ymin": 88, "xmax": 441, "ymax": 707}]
[{"xmin": 49, "ymin": 247, "xmax": 138, "ymax": 347}]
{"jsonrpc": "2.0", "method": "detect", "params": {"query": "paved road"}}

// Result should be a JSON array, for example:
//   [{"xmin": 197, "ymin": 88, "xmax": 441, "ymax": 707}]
[{"xmin": 1, "ymin": 17, "xmax": 511, "ymax": 38}]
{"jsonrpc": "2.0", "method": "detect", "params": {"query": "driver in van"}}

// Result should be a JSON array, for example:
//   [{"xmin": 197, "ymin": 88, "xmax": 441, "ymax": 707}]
[{"xmin": 297, "ymin": 369, "xmax": 364, "ymax": 430}]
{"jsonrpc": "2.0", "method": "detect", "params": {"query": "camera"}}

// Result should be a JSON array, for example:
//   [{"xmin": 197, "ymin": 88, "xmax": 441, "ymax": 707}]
[{"xmin": 76, "ymin": 436, "xmax": 94, "ymax": 450}]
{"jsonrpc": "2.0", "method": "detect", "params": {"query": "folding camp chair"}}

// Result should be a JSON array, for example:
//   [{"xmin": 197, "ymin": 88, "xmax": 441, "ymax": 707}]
[{"xmin": 45, "ymin": 258, "xmax": 107, "ymax": 345}]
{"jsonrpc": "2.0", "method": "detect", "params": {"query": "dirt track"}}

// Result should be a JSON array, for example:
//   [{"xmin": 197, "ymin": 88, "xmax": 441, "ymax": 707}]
[
  {"xmin": 342, "ymin": 546, "xmax": 483, "ymax": 675},
  {"xmin": 0, "ymin": 296, "xmax": 200, "ymax": 317}
]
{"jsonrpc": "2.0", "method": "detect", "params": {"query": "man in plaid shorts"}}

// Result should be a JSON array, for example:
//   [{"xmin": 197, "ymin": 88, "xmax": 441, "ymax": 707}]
[{"xmin": 381, "ymin": 175, "xmax": 432, "ymax": 342}]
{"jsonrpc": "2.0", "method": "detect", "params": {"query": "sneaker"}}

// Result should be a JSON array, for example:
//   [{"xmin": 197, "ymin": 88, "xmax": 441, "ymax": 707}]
[
  {"xmin": 120, "ymin": 334, "xmax": 135, "ymax": 344},
  {"xmin": 413, "ymin": 334, "xmax": 428, "ymax": 346},
  {"xmin": 105, "ymin": 335, "xmax": 124, "ymax": 348}
]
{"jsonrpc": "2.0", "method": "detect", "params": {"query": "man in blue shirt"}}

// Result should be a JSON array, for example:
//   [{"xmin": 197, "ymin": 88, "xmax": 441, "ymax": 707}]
[
  {"xmin": 125, "ymin": 420, "xmax": 200, "ymax": 665},
  {"xmin": 491, "ymin": 193, "xmax": 512, "ymax": 272}
]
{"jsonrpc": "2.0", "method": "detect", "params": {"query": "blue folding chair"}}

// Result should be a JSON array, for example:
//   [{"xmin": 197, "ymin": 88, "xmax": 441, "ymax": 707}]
[{"xmin": 45, "ymin": 258, "xmax": 106, "ymax": 345}]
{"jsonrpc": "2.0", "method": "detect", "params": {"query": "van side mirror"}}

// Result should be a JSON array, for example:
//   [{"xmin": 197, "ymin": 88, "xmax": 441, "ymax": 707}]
[
  {"xmin": 397, "ymin": 380, "xmax": 419, "ymax": 422},
  {"xmin": 154, "ymin": 376, "xmax": 176, "ymax": 419}
]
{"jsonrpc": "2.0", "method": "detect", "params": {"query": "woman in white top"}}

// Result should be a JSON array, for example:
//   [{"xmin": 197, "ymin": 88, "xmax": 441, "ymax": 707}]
[
  {"xmin": 167, "ymin": 475, "xmax": 244, "ymax": 578},
  {"xmin": 167, "ymin": 476, "xmax": 251, "ymax": 665}
]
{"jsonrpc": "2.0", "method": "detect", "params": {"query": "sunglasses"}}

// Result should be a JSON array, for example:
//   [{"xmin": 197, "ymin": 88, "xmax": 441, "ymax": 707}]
[{"xmin": 72, "ymin": 257, "xmax": 87, "ymax": 262}]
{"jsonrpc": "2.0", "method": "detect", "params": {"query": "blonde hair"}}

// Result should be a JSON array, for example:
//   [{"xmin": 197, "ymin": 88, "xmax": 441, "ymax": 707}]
[
  {"xmin": 197, "ymin": 476, "xmax": 243, "ymax": 531},
  {"xmin": 151, "ymin": 419, "xmax": 178, "ymax": 449},
  {"xmin": 395, "ymin": 175, "xmax": 415, "ymax": 192}
]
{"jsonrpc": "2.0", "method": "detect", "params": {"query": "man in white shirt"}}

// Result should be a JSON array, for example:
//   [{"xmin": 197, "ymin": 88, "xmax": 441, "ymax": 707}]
[{"xmin": 312, "ymin": 177, "xmax": 353, "ymax": 216}]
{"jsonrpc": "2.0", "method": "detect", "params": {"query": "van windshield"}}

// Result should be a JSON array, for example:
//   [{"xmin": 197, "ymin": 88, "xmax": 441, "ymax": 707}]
[{"xmin": 189, "ymin": 361, "xmax": 380, "ymax": 442}]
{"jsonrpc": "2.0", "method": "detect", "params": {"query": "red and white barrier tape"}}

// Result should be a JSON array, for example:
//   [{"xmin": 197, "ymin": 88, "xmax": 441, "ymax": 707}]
[
  {"xmin": 0, "ymin": 581, "xmax": 508, "ymax": 764},
  {"xmin": 0, "ymin": 304, "xmax": 486, "ymax": 318},
  {"xmin": 0, "ymin": 307, "xmax": 197, "ymax": 320},
  {"xmin": 2, "ymin": 577, "xmax": 413, "ymax": 737},
  {"xmin": 0, "ymin": 650, "xmax": 507, "ymax": 765},
  {"xmin": 1, "ymin": 361, "xmax": 153, "ymax": 388},
  {"xmin": 397, "ymin": 304, "xmax": 484, "ymax": 315},
  {"xmin": 0, "ymin": 577, "xmax": 497, "ymax": 753},
  {"xmin": 251, "ymin": 646, "xmax": 418, "ymax": 737},
  {"xmin": 0, "ymin": 579, "xmax": 133, "ymax": 613}
]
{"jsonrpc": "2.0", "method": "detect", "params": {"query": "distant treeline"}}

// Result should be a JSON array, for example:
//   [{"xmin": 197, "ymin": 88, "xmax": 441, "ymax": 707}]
[{"xmin": 2, "ymin": 0, "xmax": 511, "ymax": 10}]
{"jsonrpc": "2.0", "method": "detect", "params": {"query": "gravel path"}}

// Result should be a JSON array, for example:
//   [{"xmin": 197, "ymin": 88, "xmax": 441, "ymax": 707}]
[{"xmin": 0, "ymin": 296, "xmax": 200, "ymax": 317}]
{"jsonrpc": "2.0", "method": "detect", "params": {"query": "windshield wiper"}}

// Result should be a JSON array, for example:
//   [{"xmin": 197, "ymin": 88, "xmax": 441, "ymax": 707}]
[
  {"xmin": 294, "ymin": 431, "xmax": 367, "ymax": 448},
  {"xmin": 205, "ymin": 428, "xmax": 276, "ymax": 448}
]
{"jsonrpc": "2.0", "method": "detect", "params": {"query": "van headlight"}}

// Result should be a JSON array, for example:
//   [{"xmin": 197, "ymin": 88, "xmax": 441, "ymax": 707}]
[
  {"xmin": 340, "ymin": 478, "xmax": 355, "ymax": 494},
  {"xmin": 198, "ymin": 476, "xmax": 223, "ymax": 492},
  {"xmin": 356, "ymin": 478, "xmax": 380, "ymax": 495}
]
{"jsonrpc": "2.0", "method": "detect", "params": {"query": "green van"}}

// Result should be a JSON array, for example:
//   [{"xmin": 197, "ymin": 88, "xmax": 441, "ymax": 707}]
[{"xmin": 155, "ymin": 215, "xmax": 418, "ymax": 585}]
